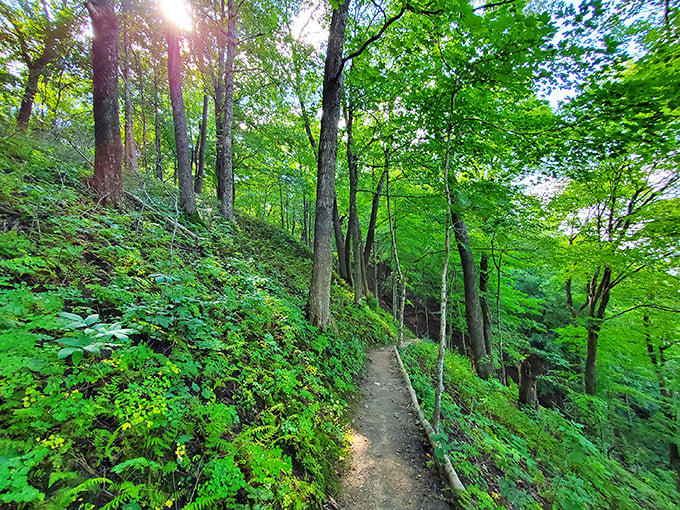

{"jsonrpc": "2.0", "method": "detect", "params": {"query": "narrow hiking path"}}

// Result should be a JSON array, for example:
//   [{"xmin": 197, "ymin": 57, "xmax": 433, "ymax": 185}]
[{"xmin": 337, "ymin": 345, "xmax": 451, "ymax": 510}]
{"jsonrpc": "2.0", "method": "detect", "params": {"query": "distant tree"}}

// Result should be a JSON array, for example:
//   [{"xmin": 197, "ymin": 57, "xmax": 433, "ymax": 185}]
[
  {"xmin": 85, "ymin": 0, "xmax": 123, "ymax": 205},
  {"xmin": 164, "ymin": 22, "xmax": 197, "ymax": 217},
  {"xmin": 0, "ymin": 0, "xmax": 80, "ymax": 130}
]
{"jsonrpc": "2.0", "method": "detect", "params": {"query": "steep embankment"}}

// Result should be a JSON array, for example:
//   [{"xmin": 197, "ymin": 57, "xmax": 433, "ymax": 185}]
[
  {"xmin": 401, "ymin": 342, "xmax": 678, "ymax": 510},
  {"xmin": 0, "ymin": 136, "xmax": 396, "ymax": 509}
]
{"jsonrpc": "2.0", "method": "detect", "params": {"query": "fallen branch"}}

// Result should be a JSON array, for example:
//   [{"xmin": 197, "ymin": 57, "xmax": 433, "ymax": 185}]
[
  {"xmin": 393, "ymin": 345, "xmax": 466, "ymax": 492},
  {"xmin": 124, "ymin": 191, "xmax": 204, "ymax": 243}
]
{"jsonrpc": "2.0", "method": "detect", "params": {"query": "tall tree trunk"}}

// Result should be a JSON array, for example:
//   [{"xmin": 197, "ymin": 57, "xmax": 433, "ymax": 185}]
[
  {"xmin": 153, "ymin": 67, "xmax": 163, "ymax": 180},
  {"xmin": 452, "ymin": 213, "xmax": 492, "ymax": 379},
  {"xmin": 492, "ymin": 249, "xmax": 506, "ymax": 384},
  {"xmin": 433, "ymin": 91, "xmax": 455, "ymax": 432},
  {"xmin": 215, "ymin": 46, "xmax": 225, "ymax": 199},
  {"xmin": 17, "ymin": 66, "xmax": 43, "ymax": 131},
  {"xmin": 333, "ymin": 198, "xmax": 349, "ymax": 280},
  {"xmin": 122, "ymin": 0, "xmax": 138, "ymax": 176},
  {"xmin": 165, "ymin": 26, "xmax": 196, "ymax": 216},
  {"xmin": 306, "ymin": 0, "xmax": 350, "ymax": 329},
  {"xmin": 345, "ymin": 97, "xmax": 364, "ymax": 303},
  {"xmin": 195, "ymin": 93, "xmax": 208, "ymax": 193},
  {"xmin": 584, "ymin": 265, "xmax": 611, "ymax": 395},
  {"xmin": 385, "ymin": 150, "xmax": 405, "ymax": 345},
  {"xmin": 217, "ymin": 0, "xmax": 236, "ymax": 220},
  {"xmin": 363, "ymin": 167, "xmax": 387, "ymax": 270},
  {"xmin": 479, "ymin": 254, "xmax": 494, "ymax": 361},
  {"xmin": 85, "ymin": 0, "xmax": 123, "ymax": 205}
]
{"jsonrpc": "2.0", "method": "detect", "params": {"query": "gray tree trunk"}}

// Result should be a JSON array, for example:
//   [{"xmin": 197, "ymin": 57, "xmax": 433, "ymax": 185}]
[
  {"xmin": 153, "ymin": 67, "xmax": 163, "ymax": 180},
  {"xmin": 346, "ymin": 98, "xmax": 364, "ymax": 303},
  {"xmin": 165, "ymin": 26, "xmax": 197, "ymax": 216},
  {"xmin": 452, "ymin": 213, "xmax": 493, "ymax": 379},
  {"xmin": 219, "ymin": 0, "xmax": 236, "ymax": 221},
  {"xmin": 306, "ymin": 0, "xmax": 350, "ymax": 329},
  {"xmin": 195, "ymin": 93, "xmax": 208, "ymax": 193},
  {"xmin": 479, "ymin": 254, "xmax": 494, "ymax": 362}
]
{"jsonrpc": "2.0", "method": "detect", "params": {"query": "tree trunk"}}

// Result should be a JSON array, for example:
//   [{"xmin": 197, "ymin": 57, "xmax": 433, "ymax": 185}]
[
  {"xmin": 85, "ymin": 0, "xmax": 123, "ymax": 205},
  {"xmin": 518, "ymin": 357, "xmax": 537, "ymax": 408},
  {"xmin": 452, "ymin": 213, "xmax": 492, "ymax": 379},
  {"xmin": 584, "ymin": 265, "xmax": 611, "ymax": 395},
  {"xmin": 306, "ymin": 0, "xmax": 350, "ymax": 329},
  {"xmin": 218, "ymin": 0, "xmax": 236, "ymax": 221},
  {"xmin": 479, "ymin": 254, "xmax": 494, "ymax": 361},
  {"xmin": 17, "ymin": 66, "xmax": 43, "ymax": 131},
  {"xmin": 195, "ymin": 93, "xmax": 208, "ymax": 193},
  {"xmin": 122, "ymin": 0, "xmax": 138, "ymax": 176},
  {"xmin": 215, "ymin": 46, "xmax": 225, "ymax": 199},
  {"xmin": 433, "ymin": 91, "xmax": 455, "ymax": 432},
  {"xmin": 165, "ymin": 26, "xmax": 197, "ymax": 217},
  {"xmin": 363, "ymin": 167, "xmax": 386, "ymax": 270},
  {"xmin": 345, "ymin": 98, "xmax": 364, "ymax": 303},
  {"xmin": 333, "ymin": 198, "xmax": 348, "ymax": 280},
  {"xmin": 385, "ymin": 150, "xmax": 405, "ymax": 345},
  {"xmin": 302, "ymin": 191, "xmax": 309, "ymax": 245},
  {"xmin": 153, "ymin": 66, "xmax": 163, "ymax": 180}
]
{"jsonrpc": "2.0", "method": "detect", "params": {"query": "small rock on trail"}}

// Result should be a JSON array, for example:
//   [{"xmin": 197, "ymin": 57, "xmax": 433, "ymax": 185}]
[{"xmin": 337, "ymin": 346, "xmax": 451, "ymax": 510}]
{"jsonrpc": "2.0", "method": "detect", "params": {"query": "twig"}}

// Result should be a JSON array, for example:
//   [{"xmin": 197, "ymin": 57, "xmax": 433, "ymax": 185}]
[{"xmin": 124, "ymin": 191, "xmax": 203, "ymax": 242}]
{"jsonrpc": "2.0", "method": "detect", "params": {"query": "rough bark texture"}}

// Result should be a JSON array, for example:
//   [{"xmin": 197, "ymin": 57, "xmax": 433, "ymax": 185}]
[
  {"xmin": 215, "ymin": 45, "xmax": 225, "ymax": 199},
  {"xmin": 122, "ymin": 0, "xmax": 138, "ymax": 176},
  {"xmin": 86, "ymin": 0, "xmax": 123, "ymax": 205},
  {"xmin": 165, "ymin": 27, "xmax": 196, "ymax": 216},
  {"xmin": 306, "ymin": 0, "xmax": 350, "ymax": 329},
  {"xmin": 452, "ymin": 213, "xmax": 492, "ymax": 379},
  {"xmin": 195, "ymin": 93, "xmax": 208, "ymax": 193}
]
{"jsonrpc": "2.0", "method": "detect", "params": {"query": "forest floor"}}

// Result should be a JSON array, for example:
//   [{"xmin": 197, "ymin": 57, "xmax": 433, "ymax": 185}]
[{"xmin": 336, "ymin": 345, "xmax": 452, "ymax": 510}]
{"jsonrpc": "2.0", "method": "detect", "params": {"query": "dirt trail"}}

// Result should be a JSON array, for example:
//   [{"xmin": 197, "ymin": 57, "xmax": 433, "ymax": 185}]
[{"xmin": 337, "ymin": 345, "xmax": 451, "ymax": 510}]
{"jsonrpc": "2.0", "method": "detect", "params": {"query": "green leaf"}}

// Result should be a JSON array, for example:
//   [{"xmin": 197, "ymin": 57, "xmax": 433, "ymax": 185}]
[{"xmin": 57, "ymin": 347, "xmax": 80, "ymax": 359}]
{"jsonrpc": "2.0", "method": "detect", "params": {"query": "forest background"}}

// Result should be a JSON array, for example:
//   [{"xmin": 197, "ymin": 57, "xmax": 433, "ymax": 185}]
[{"xmin": 0, "ymin": 0, "xmax": 679, "ymax": 508}]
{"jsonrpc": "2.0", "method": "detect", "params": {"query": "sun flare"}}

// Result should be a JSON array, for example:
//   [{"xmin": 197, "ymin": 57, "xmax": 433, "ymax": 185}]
[{"xmin": 159, "ymin": 0, "xmax": 192, "ymax": 32}]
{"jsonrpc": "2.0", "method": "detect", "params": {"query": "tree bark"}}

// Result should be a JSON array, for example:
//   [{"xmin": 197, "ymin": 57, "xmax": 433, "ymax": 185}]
[
  {"xmin": 122, "ymin": 0, "xmax": 138, "ymax": 176},
  {"xmin": 385, "ymin": 150, "xmax": 405, "ymax": 345},
  {"xmin": 153, "ymin": 66, "xmax": 163, "ymax": 180},
  {"xmin": 345, "ymin": 96, "xmax": 364, "ymax": 303},
  {"xmin": 218, "ymin": 0, "xmax": 236, "ymax": 221},
  {"xmin": 333, "ymin": 198, "xmax": 348, "ymax": 280},
  {"xmin": 363, "ymin": 168, "xmax": 386, "ymax": 270},
  {"xmin": 165, "ymin": 26, "xmax": 197, "ymax": 217},
  {"xmin": 85, "ymin": 0, "xmax": 123, "ymax": 205},
  {"xmin": 306, "ymin": 0, "xmax": 350, "ymax": 329},
  {"xmin": 452, "ymin": 213, "xmax": 493, "ymax": 379},
  {"xmin": 195, "ymin": 93, "xmax": 208, "ymax": 193},
  {"xmin": 479, "ymin": 254, "xmax": 494, "ymax": 361},
  {"xmin": 17, "ymin": 66, "xmax": 44, "ymax": 131},
  {"xmin": 518, "ymin": 357, "xmax": 537, "ymax": 408},
  {"xmin": 432, "ymin": 97, "xmax": 454, "ymax": 432},
  {"xmin": 584, "ymin": 265, "xmax": 611, "ymax": 395}
]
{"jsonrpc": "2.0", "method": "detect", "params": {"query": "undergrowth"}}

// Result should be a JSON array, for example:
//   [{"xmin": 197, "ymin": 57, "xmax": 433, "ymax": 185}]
[
  {"xmin": 401, "ymin": 342, "xmax": 677, "ymax": 510},
  {"xmin": 0, "ymin": 135, "xmax": 395, "ymax": 509}
]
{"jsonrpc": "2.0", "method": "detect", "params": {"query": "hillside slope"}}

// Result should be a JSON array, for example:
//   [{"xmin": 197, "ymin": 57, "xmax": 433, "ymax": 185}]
[{"xmin": 0, "ymin": 136, "xmax": 396, "ymax": 510}]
